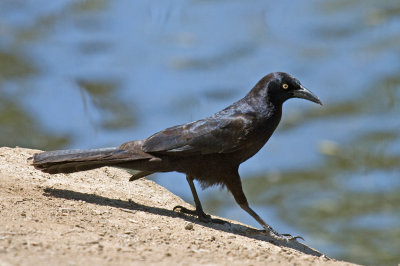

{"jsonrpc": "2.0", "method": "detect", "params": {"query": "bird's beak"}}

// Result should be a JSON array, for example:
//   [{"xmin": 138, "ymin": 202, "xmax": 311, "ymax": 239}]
[{"xmin": 293, "ymin": 85, "xmax": 323, "ymax": 105}]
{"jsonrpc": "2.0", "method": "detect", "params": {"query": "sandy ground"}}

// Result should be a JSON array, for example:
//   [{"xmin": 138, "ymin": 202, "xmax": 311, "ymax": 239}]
[{"xmin": 0, "ymin": 147, "xmax": 354, "ymax": 265}]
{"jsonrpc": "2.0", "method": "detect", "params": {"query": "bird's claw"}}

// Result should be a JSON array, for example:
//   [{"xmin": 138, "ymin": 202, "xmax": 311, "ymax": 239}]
[
  {"xmin": 173, "ymin": 205, "xmax": 228, "ymax": 225},
  {"xmin": 281, "ymin": 233, "xmax": 304, "ymax": 241},
  {"xmin": 256, "ymin": 230, "xmax": 304, "ymax": 242}
]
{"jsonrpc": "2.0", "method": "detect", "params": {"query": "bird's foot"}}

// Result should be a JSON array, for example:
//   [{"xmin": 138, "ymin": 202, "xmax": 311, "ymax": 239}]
[
  {"xmin": 276, "ymin": 233, "xmax": 304, "ymax": 242},
  {"xmin": 246, "ymin": 224, "xmax": 303, "ymax": 241},
  {"xmin": 259, "ymin": 229, "xmax": 304, "ymax": 242},
  {"xmin": 173, "ymin": 205, "xmax": 227, "ymax": 225}
]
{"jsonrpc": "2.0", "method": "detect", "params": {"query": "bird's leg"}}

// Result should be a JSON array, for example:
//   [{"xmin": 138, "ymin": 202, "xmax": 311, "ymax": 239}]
[
  {"xmin": 173, "ymin": 175, "xmax": 226, "ymax": 224},
  {"xmin": 129, "ymin": 171, "xmax": 153, "ymax": 181},
  {"xmin": 239, "ymin": 203, "xmax": 303, "ymax": 241},
  {"xmin": 226, "ymin": 174, "xmax": 303, "ymax": 242}
]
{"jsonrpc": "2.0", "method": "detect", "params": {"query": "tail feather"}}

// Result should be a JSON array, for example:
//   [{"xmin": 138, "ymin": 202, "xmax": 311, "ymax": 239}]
[
  {"xmin": 33, "ymin": 147, "xmax": 120, "ymax": 163},
  {"xmin": 31, "ymin": 147, "xmax": 153, "ymax": 174}
]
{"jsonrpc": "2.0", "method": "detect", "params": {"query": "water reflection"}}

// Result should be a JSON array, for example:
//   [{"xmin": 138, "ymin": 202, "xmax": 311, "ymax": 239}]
[
  {"xmin": 78, "ymin": 79, "xmax": 137, "ymax": 130},
  {"xmin": 171, "ymin": 44, "xmax": 256, "ymax": 70},
  {"xmin": 0, "ymin": 97, "xmax": 70, "ymax": 149},
  {"xmin": 0, "ymin": 52, "xmax": 36, "ymax": 80},
  {"xmin": 0, "ymin": 50, "xmax": 70, "ymax": 149}
]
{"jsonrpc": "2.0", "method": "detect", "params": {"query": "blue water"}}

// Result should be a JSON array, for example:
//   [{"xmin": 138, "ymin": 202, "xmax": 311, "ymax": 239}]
[{"xmin": 1, "ymin": 1, "xmax": 399, "ymax": 264}]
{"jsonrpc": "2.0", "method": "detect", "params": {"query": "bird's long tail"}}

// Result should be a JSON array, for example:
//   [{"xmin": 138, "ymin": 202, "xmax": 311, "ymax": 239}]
[{"xmin": 31, "ymin": 147, "xmax": 152, "ymax": 174}]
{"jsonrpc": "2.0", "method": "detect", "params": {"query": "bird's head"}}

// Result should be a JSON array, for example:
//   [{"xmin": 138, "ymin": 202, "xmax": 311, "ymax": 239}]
[{"xmin": 255, "ymin": 72, "xmax": 322, "ymax": 106}]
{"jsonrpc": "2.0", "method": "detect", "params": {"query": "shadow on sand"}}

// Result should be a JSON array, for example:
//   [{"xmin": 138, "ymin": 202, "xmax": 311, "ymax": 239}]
[{"xmin": 44, "ymin": 187, "xmax": 325, "ymax": 257}]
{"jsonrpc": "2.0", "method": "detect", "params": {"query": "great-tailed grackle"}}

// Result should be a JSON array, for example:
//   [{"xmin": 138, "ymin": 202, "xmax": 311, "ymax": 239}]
[{"xmin": 32, "ymin": 72, "xmax": 322, "ymax": 241}]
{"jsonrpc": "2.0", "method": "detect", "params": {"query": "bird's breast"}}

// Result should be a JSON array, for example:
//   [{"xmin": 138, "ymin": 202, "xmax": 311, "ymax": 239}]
[{"xmin": 235, "ymin": 110, "xmax": 282, "ymax": 163}]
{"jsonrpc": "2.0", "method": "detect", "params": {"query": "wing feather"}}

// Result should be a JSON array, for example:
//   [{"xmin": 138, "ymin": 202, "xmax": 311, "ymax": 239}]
[{"xmin": 142, "ymin": 114, "xmax": 254, "ymax": 155}]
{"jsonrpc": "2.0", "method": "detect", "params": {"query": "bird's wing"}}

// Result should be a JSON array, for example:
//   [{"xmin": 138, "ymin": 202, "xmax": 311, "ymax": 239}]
[{"xmin": 141, "ymin": 114, "xmax": 255, "ymax": 155}]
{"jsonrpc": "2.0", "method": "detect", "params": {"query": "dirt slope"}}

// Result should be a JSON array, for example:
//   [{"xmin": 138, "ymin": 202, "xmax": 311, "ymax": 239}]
[{"xmin": 0, "ymin": 147, "xmax": 354, "ymax": 265}]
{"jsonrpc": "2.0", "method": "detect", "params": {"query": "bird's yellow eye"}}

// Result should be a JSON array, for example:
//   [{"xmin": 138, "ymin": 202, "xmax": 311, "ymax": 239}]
[{"xmin": 282, "ymin": 83, "xmax": 289, "ymax": 89}]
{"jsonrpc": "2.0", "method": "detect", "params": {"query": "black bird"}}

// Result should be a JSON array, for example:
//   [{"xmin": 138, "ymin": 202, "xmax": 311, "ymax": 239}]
[{"xmin": 32, "ymin": 72, "xmax": 322, "ymax": 241}]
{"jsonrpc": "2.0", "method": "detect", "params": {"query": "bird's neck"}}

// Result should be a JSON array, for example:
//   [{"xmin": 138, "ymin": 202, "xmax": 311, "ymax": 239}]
[
  {"xmin": 243, "ymin": 92, "xmax": 282, "ymax": 119},
  {"xmin": 260, "ymin": 102, "xmax": 282, "ymax": 133}
]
